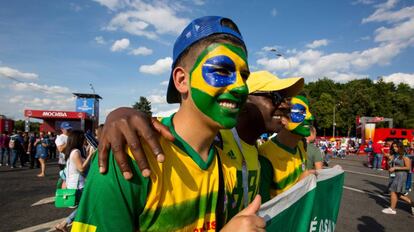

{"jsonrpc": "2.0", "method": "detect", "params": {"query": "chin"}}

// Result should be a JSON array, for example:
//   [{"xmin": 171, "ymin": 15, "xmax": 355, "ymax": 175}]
[{"xmin": 219, "ymin": 118, "xmax": 237, "ymax": 129}]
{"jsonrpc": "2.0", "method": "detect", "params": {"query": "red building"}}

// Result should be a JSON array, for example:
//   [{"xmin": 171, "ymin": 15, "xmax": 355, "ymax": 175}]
[
  {"xmin": 0, "ymin": 115, "xmax": 14, "ymax": 134},
  {"xmin": 373, "ymin": 128, "xmax": 414, "ymax": 143},
  {"xmin": 24, "ymin": 109, "xmax": 93, "ymax": 133}
]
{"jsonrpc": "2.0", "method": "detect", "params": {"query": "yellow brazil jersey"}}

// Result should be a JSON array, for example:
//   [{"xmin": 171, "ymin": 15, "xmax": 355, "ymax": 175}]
[
  {"xmin": 72, "ymin": 115, "xmax": 221, "ymax": 232},
  {"xmin": 217, "ymin": 129, "xmax": 260, "ymax": 221},
  {"xmin": 258, "ymin": 137, "xmax": 307, "ymax": 202}
]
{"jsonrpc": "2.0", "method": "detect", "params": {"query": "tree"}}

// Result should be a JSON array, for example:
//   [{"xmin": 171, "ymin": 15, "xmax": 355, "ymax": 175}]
[
  {"xmin": 132, "ymin": 96, "xmax": 152, "ymax": 116},
  {"xmin": 14, "ymin": 120, "xmax": 25, "ymax": 132}
]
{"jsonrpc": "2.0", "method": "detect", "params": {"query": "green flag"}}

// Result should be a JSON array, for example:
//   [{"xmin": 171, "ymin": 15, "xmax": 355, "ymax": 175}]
[{"xmin": 258, "ymin": 165, "xmax": 344, "ymax": 232}]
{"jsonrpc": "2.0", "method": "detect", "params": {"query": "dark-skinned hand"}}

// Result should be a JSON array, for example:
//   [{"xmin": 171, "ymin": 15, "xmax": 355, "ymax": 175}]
[{"xmin": 98, "ymin": 107, "xmax": 174, "ymax": 179}]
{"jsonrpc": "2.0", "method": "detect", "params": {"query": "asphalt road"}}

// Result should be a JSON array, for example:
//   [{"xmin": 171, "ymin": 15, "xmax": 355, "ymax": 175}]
[
  {"xmin": 0, "ymin": 156, "xmax": 413, "ymax": 231},
  {"xmin": 332, "ymin": 155, "xmax": 414, "ymax": 232}
]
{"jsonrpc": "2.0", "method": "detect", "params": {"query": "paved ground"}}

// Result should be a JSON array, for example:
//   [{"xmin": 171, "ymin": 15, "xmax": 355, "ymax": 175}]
[
  {"xmin": 0, "ymin": 156, "xmax": 413, "ymax": 231},
  {"xmin": 332, "ymin": 155, "xmax": 414, "ymax": 232}
]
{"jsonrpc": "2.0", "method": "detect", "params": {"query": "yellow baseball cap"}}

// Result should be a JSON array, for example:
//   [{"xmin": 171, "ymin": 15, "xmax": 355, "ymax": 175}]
[{"xmin": 246, "ymin": 70, "xmax": 304, "ymax": 97}]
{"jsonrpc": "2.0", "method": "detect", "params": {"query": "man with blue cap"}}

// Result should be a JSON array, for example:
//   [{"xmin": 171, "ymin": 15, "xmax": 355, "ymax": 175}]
[
  {"xmin": 72, "ymin": 16, "xmax": 264, "ymax": 232},
  {"xmin": 55, "ymin": 122, "xmax": 72, "ymax": 170}
]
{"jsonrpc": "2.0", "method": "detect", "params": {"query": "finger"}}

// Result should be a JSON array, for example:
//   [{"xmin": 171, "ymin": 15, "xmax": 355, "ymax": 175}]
[
  {"xmin": 98, "ymin": 135, "xmax": 110, "ymax": 174},
  {"xmin": 255, "ymin": 216, "xmax": 266, "ymax": 229},
  {"xmin": 110, "ymin": 132, "xmax": 134, "ymax": 180},
  {"xmin": 120, "ymin": 125, "xmax": 151, "ymax": 178},
  {"xmin": 135, "ymin": 117, "xmax": 166, "ymax": 163},
  {"xmin": 238, "ymin": 195, "xmax": 262, "ymax": 216},
  {"xmin": 152, "ymin": 118, "xmax": 175, "ymax": 141}
]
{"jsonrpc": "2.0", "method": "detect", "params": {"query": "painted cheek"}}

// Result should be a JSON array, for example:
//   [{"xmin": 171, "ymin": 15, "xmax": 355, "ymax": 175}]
[{"xmin": 290, "ymin": 104, "xmax": 306, "ymax": 123}]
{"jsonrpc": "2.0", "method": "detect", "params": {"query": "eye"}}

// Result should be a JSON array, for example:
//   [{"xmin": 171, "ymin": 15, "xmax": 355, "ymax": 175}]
[{"xmin": 214, "ymin": 68, "xmax": 232, "ymax": 77}]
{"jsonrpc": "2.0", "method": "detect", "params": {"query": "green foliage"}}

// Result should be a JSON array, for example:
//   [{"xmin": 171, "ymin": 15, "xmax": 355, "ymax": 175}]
[
  {"xmin": 132, "ymin": 96, "xmax": 152, "ymax": 116},
  {"xmin": 13, "ymin": 120, "xmax": 40, "ymax": 132},
  {"xmin": 305, "ymin": 78, "xmax": 414, "ymax": 137},
  {"xmin": 14, "ymin": 120, "xmax": 25, "ymax": 132}
]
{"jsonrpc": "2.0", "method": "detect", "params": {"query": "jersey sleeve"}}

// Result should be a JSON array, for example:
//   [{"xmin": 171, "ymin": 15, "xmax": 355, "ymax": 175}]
[
  {"xmin": 72, "ymin": 150, "xmax": 149, "ymax": 232},
  {"xmin": 258, "ymin": 155, "xmax": 274, "ymax": 203}
]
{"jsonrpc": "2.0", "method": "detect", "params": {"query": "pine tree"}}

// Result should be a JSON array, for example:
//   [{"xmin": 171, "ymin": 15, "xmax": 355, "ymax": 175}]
[{"xmin": 132, "ymin": 96, "xmax": 152, "ymax": 116}]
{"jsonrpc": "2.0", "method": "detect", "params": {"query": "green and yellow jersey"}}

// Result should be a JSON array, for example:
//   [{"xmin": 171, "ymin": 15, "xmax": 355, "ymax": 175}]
[
  {"xmin": 258, "ymin": 137, "xmax": 307, "ymax": 202},
  {"xmin": 72, "ymin": 115, "xmax": 221, "ymax": 232},
  {"xmin": 217, "ymin": 129, "xmax": 260, "ymax": 221}
]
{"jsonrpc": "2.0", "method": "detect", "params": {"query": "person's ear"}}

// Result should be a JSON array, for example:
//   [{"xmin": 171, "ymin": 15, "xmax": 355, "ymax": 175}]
[{"xmin": 173, "ymin": 66, "xmax": 189, "ymax": 95}]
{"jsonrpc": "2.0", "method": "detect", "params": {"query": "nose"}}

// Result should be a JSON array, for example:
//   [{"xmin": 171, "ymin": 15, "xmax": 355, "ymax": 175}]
[
  {"xmin": 279, "ymin": 98, "xmax": 292, "ymax": 109},
  {"xmin": 229, "ymin": 85, "xmax": 248, "ymax": 99}
]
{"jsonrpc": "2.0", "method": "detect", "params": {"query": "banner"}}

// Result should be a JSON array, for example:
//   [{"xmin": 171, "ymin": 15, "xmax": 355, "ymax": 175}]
[{"xmin": 258, "ymin": 165, "xmax": 344, "ymax": 232}]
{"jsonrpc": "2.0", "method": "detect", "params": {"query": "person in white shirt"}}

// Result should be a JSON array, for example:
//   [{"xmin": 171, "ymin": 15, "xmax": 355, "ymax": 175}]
[
  {"xmin": 55, "ymin": 122, "xmax": 72, "ymax": 170},
  {"xmin": 55, "ymin": 130, "xmax": 94, "ymax": 231}
]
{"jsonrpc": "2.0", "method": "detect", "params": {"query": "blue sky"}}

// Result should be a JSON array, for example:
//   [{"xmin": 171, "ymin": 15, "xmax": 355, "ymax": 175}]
[{"xmin": 1, "ymin": 0, "xmax": 413, "ymax": 122}]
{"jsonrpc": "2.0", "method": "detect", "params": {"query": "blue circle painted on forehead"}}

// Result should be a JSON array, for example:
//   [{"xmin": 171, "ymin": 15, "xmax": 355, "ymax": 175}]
[
  {"xmin": 290, "ymin": 103, "xmax": 306, "ymax": 123},
  {"xmin": 202, "ymin": 55, "xmax": 236, "ymax": 87}
]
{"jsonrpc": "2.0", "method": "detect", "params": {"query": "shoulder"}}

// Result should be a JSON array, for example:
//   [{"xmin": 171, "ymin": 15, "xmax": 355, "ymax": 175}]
[{"xmin": 70, "ymin": 149, "xmax": 81, "ymax": 158}]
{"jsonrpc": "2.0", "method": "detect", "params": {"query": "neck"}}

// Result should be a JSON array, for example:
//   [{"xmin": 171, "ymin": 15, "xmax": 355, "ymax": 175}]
[
  {"xmin": 173, "ymin": 107, "xmax": 218, "ymax": 162},
  {"xmin": 236, "ymin": 117, "xmax": 262, "ymax": 145},
  {"xmin": 275, "ymin": 129, "xmax": 302, "ymax": 149}
]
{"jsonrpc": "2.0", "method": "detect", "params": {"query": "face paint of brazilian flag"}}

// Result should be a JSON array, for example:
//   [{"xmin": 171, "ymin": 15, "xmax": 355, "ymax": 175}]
[
  {"xmin": 286, "ymin": 95, "xmax": 314, "ymax": 137},
  {"xmin": 190, "ymin": 43, "xmax": 249, "ymax": 129}
]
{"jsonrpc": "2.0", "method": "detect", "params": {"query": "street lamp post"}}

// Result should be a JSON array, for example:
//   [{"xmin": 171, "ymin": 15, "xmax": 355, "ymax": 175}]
[
  {"xmin": 333, "ymin": 106, "xmax": 336, "ymax": 138},
  {"xmin": 333, "ymin": 102, "xmax": 341, "ymax": 138}
]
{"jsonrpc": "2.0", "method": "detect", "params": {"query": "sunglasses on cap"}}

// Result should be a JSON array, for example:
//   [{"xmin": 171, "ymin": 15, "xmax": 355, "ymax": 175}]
[{"xmin": 250, "ymin": 91, "xmax": 284, "ymax": 105}]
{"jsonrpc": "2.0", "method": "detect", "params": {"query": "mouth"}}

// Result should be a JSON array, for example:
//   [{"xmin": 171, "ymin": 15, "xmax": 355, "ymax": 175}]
[
  {"xmin": 218, "ymin": 99, "xmax": 238, "ymax": 110},
  {"xmin": 272, "ymin": 115, "xmax": 282, "ymax": 120}
]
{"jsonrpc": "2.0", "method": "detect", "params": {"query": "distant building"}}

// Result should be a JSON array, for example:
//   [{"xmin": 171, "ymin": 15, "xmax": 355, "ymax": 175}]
[
  {"xmin": 0, "ymin": 115, "xmax": 14, "ymax": 134},
  {"xmin": 24, "ymin": 93, "xmax": 102, "ymax": 133}
]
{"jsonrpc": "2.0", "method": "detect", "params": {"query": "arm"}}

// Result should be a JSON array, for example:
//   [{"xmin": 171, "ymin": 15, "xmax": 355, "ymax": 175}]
[
  {"xmin": 389, "ymin": 156, "xmax": 411, "ymax": 172},
  {"xmin": 57, "ymin": 144, "xmax": 66, "ymax": 153},
  {"xmin": 73, "ymin": 152, "xmax": 148, "ymax": 231},
  {"xmin": 98, "ymin": 107, "xmax": 174, "ymax": 179},
  {"xmin": 72, "ymin": 149, "xmax": 94, "ymax": 173}
]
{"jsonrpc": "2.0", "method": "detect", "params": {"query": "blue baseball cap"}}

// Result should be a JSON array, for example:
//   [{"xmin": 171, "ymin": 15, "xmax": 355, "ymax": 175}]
[
  {"xmin": 60, "ymin": 122, "xmax": 72, "ymax": 130},
  {"xmin": 166, "ymin": 16, "xmax": 245, "ymax": 103}
]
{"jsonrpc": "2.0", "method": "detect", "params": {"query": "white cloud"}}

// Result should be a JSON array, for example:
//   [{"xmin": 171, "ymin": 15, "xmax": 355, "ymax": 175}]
[
  {"xmin": 139, "ymin": 57, "xmax": 172, "ymax": 75},
  {"xmin": 193, "ymin": 0, "xmax": 206, "ymax": 5},
  {"xmin": 382, "ymin": 72, "xmax": 414, "ymax": 87},
  {"xmin": 102, "ymin": 1, "xmax": 189, "ymax": 40},
  {"xmin": 11, "ymin": 82, "xmax": 72, "ymax": 95},
  {"xmin": 70, "ymin": 3, "xmax": 83, "ymax": 12},
  {"xmin": 257, "ymin": 57, "xmax": 299, "ymax": 71},
  {"xmin": 148, "ymin": 94, "xmax": 166, "ymax": 104},
  {"xmin": 129, "ymin": 46, "xmax": 153, "ymax": 56},
  {"xmin": 306, "ymin": 39, "xmax": 329, "ymax": 49},
  {"xmin": 261, "ymin": 46, "xmax": 279, "ymax": 52},
  {"xmin": 256, "ymin": 2, "xmax": 414, "ymax": 82},
  {"xmin": 271, "ymin": 8, "xmax": 278, "ymax": 17},
  {"xmin": 362, "ymin": 0, "xmax": 412, "ymax": 23},
  {"xmin": 95, "ymin": 36, "xmax": 106, "ymax": 45},
  {"xmin": 153, "ymin": 107, "xmax": 178, "ymax": 117},
  {"xmin": 352, "ymin": 0, "xmax": 374, "ymax": 5},
  {"xmin": 111, "ymin": 38, "xmax": 130, "ymax": 51},
  {"xmin": 160, "ymin": 80, "xmax": 169, "ymax": 86},
  {"xmin": 360, "ymin": 36, "xmax": 371, "ymax": 40},
  {"xmin": 0, "ymin": 66, "xmax": 38, "ymax": 80},
  {"xmin": 93, "ymin": 0, "xmax": 128, "ymax": 10},
  {"xmin": 8, "ymin": 95, "xmax": 75, "ymax": 110}
]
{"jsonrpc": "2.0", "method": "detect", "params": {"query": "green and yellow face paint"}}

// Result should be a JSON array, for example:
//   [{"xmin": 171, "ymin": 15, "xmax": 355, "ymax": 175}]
[
  {"xmin": 190, "ymin": 43, "xmax": 249, "ymax": 129},
  {"xmin": 286, "ymin": 95, "xmax": 314, "ymax": 137}
]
